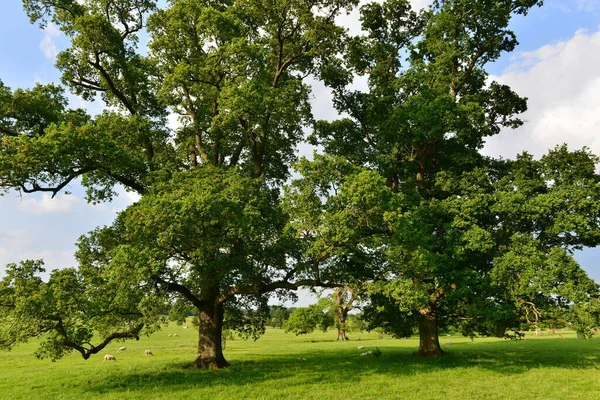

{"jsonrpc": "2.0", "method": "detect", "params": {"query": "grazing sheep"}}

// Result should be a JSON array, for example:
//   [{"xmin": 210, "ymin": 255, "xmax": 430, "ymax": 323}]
[
  {"xmin": 173, "ymin": 334, "xmax": 179, "ymax": 337},
  {"xmin": 298, "ymin": 356, "xmax": 306, "ymax": 362},
  {"xmin": 145, "ymin": 350, "xmax": 154, "ymax": 356},
  {"xmin": 117, "ymin": 346, "xmax": 126, "ymax": 352},
  {"xmin": 360, "ymin": 351, "xmax": 373, "ymax": 356},
  {"xmin": 357, "ymin": 345, "xmax": 366, "ymax": 349},
  {"xmin": 445, "ymin": 341, "xmax": 454, "ymax": 345},
  {"xmin": 103, "ymin": 354, "xmax": 116, "ymax": 362},
  {"xmin": 182, "ymin": 326, "xmax": 188, "ymax": 329},
  {"xmin": 168, "ymin": 334, "xmax": 173, "ymax": 337}
]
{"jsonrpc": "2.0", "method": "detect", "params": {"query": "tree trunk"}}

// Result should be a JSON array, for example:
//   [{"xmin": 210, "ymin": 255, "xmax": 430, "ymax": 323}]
[
  {"xmin": 336, "ymin": 312, "xmax": 348, "ymax": 341},
  {"xmin": 194, "ymin": 302, "xmax": 229, "ymax": 369},
  {"xmin": 535, "ymin": 328, "xmax": 542, "ymax": 337},
  {"xmin": 494, "ymin": 324, "xmax": 508, "ymax": 338},
  {"xmin": 336, "ymin": 290, "xmax": 348, "ymax": 341},
  {"xmin": 418, "ymin": 308, "xmax": 444, "ymax": 358}
]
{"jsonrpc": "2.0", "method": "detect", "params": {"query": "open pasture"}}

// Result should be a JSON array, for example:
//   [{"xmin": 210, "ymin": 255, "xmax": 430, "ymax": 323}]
[{"xmin": 0, "ymin": 328, "xmax": 599, "ymax": 400}]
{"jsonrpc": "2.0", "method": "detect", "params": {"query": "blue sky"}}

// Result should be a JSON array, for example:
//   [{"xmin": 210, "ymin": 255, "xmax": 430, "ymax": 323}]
[
  {"xmin": 1, "ymin": 0, "xmax": 600, "ymax": 301},
  {"xmin": 0, "ymin": 1, "xmax": 58, "ymax": 88}
]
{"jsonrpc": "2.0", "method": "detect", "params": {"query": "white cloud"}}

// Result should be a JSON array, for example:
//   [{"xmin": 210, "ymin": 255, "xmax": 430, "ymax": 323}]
[
  {"xmin": 39, "ymin": 22, "xmax": 60, "ymax": 59},
  {"xmin": 17, "ymin": 193, "xmax": 81, "ymax": 214},
  {"xmin": 167, "ymin": 112, "xmax": 183, "ymax": 132},
  {"xmin": 411, "ymin": 0, "xmax": 433, "ymax": 11},
  {"xmin": 577, "ymin": 0, "xmax": 600, "ymax": 11},
  {"xmin": 0, "ymin": 229, "xmax": 34, "ymax": 250},
  {"xmin": 67, "ymin": 93, "xmax": 107, "ymax": 117},
  {"xmin": 121, "ymin": 189, "xmax": 142, "ymax": 204},
  {"xmin": 0, "ymin": 246, "xmax": 76, "ymax": 279},
  {"xmin": 337, "ymin": 0, "xmax": 431, "ymax": 36},
  {"xmin": 484, "ymin": 28, "xmax": 600, "ymax": 159},
  {"xmin": 31, "ymin": 249, "xmax": 77, "ymax": 271},
  {"xmin": 0, "ymin": 228, "xmax": 77, "ymax": 279}
]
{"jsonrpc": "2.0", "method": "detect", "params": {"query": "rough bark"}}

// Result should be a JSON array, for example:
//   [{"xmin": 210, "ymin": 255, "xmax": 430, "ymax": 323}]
[
  {"xmin": 194, "ymin": 302, "xmax": 229, "ymax": 369},
  {"xmin": 336, "ymin": 306, "xmax": 348, "ymax": 341},
  {"xmin": 418, "ymin": 307, "xmax": 444, "ymax": 358},
  {"xmin": 336, "ymin": 293, "xmax": 348, "ymax": 341}
]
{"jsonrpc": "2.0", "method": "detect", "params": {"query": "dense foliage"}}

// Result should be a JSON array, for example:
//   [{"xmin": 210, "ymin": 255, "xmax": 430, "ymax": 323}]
[{"xmin": 1, "ymin": 0, "xmax": 600, "ymax": 367}]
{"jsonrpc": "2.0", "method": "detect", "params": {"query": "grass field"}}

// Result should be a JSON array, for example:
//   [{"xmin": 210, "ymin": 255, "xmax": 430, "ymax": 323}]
[{"xmin": 0, "ymin": 327, "xmax": 599, "ymax": 399}]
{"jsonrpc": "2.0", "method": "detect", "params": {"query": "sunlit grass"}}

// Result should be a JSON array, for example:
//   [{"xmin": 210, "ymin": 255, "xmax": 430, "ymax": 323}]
[{"xmin": 1, "ymin": 327, "xmax": 599, "ymax": 399}]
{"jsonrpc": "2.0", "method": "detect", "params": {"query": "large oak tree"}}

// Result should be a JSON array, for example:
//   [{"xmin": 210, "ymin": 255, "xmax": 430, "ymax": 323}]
[
  {"xmin": 0, "ymin": 0, "xmax": 359, "ymax": 368},
  {"xmin": 309, "ymin": 0, "xmax": 600, "ymax": 357}
]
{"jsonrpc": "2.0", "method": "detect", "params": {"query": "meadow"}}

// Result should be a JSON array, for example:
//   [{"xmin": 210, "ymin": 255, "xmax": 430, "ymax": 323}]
[{"xmin": 0, "ymin": 326, "xmax": 599, "ymax": 400}]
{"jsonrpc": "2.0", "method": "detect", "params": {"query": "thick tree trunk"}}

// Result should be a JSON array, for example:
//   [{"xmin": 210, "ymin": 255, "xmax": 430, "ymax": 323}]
[
  {"xmin": 494, "ymin": 324, "xmax": 508, "ymax": 338},
  {"xmin": 338, "ymin": 317, "xmax": 348, "ymax": 340},
  {"xmin": 418, "ymin": 308, "xmax": 444, "ymax": 358},
  {"xmin": 194, "ymin": 302, "xmax": 229, "ymax": 369},
  {"xmin": 336, "ymin": 290, "xmax": 348, "ymax": 341}
]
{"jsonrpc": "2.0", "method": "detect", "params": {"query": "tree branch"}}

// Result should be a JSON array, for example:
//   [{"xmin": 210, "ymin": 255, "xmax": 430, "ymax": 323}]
[
  {"xmin": 0, "ymin": 126, "xmax": 18, "ymax": 137},
  {"xmin": 19, "ymin": 167, "xmax": 93, "ymax": 198},
  {"xmin": 153, "ymin": 275, "xmax": 206, "ymax": 309},
  {"xmin": 70, "ymin": 80, "xmax": 107, "ymax": 92},
  {"xmin": 106, "ymin": 172, "xmax": 147, "ymax": 195},
  {"xmin": 217, "ymin": 277, "xmax": 342, "ymax": 304},
  {"xmin": 53, "ymin": 316, "xmax": 143, "ymax": 360},
  {"xmin": 88, "ymin": 53, "xmax": 136, "ymax": 115}
]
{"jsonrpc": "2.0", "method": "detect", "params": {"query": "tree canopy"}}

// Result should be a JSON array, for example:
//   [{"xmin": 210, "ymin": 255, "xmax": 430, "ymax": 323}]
[
  {"xmin": 303, "ymin": 0, "xmax": 600, "ymax": 357},
  {"xmin": 1, "ymin": 0, "xmax": 600, "ymax": 368},
  {"xmin": 1, "ymin": 0, "xmax": 361, "ymax": 368}
]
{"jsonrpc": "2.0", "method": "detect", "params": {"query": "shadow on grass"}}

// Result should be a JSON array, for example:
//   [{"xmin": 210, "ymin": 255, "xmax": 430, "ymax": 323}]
[{"xmin": 86, "ymin": 338, "xmax": 600, "ymax": 395}]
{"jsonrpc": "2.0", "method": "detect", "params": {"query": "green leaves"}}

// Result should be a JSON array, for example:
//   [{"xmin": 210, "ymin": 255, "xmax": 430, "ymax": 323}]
[
  {"xmin": 0, "ymin": 108, "xmax": 158, "ymax": 200},
  {"xmin": 0, "ymin": 81, "xmax": 74, "ymax": 138},
  {"xmin": 146, "ymin": 0, "xmax": 358, "ymax": 181},
  {"xmin": 493, "ymin": 146, "xmax": 600, "ymax": 250},
  {"xmin": 3, "ymin": 0, "xmax": 598, "ymax": 363},
  {"xmin": 284, "ymin": 303, "xmax": 334, "ymax": 335},
  {"xmin": 0, "ymin": 260, "xmax": 152, "ymax": 361},
  {"xmin": 284, "ymin": 155, "xmax": 391, "ymax": 282},
  {"xmin": 79, "ymin": 165, "xmax": 289, "ymax": 305}
]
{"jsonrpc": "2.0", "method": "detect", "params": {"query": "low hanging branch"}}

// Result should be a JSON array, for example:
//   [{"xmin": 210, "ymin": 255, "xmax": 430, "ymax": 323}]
[{"xmin": 53, "ymin": 317, "xmax": 144, "ymax": 360}]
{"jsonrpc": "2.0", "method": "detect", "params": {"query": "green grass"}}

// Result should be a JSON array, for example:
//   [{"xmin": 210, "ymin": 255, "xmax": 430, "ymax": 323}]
[{"xmin": 1, "ymin": 327, "xmax": 599, "ymax": 399}]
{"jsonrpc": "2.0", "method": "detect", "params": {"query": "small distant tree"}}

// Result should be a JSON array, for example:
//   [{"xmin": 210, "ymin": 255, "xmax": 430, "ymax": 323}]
[
  {"xmin": 328, "ymin": 287, "xmax": 362, "ymax": 341},
  {"xmin": 564, "ymin": 300, "xmax": 600, "ymax": 339},
  {"xmin": 168, "ymin": 300, "xmax": 196, "ymax": 325},
  {"xmin": 268, "ymin": 306, "xmax": 293, "ymax": 329},
  {"xmin": 284, "ymin": 303, "xmax": 334, "ymax": 336},
  {"xmin": 345, "ymin": 313, "xmax": 368, "ymax": 334}
]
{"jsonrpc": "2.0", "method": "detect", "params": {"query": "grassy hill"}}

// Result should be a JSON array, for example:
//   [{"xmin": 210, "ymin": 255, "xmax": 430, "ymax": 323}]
[{"xmin": 1, "ymin": 327, "xmax": 599, "ymax": 399}]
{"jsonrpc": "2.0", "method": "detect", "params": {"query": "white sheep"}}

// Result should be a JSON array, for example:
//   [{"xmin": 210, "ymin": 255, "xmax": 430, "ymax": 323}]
[
  {"xmin": 117, "ymin": 346, "xmax": 126, "ymax": 352},
  {"xmin": 173, "ymin": 334, "xmax": 179, "ymax": 337},
  {"xmin": 360, "ymin": 351, "xmax": 373, "ymax": 356},
  {"xmin": 298, "ymin": 356, "xmax": 306, "ymax": 362},
  {"xmin": 168, "ymin": 334, "xmax": 173, "ymax": 337},
  {"xmin": 445, "ymin": 341, "xmax": 454, "ymax": 345},
  {"xmin": 357, "ymin": 345, "xmax": 366, "ymax": 349},
  {"xmin": 145, "ymin": 350, "xmax": 154, "ymax": 356},
  {"xmin": 182, "ymin": 326, "xmax": 188, "ymax": 329},
  {"xmin": 103, "ymin": 354, "xmax": 116, "ymax": 362}
]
